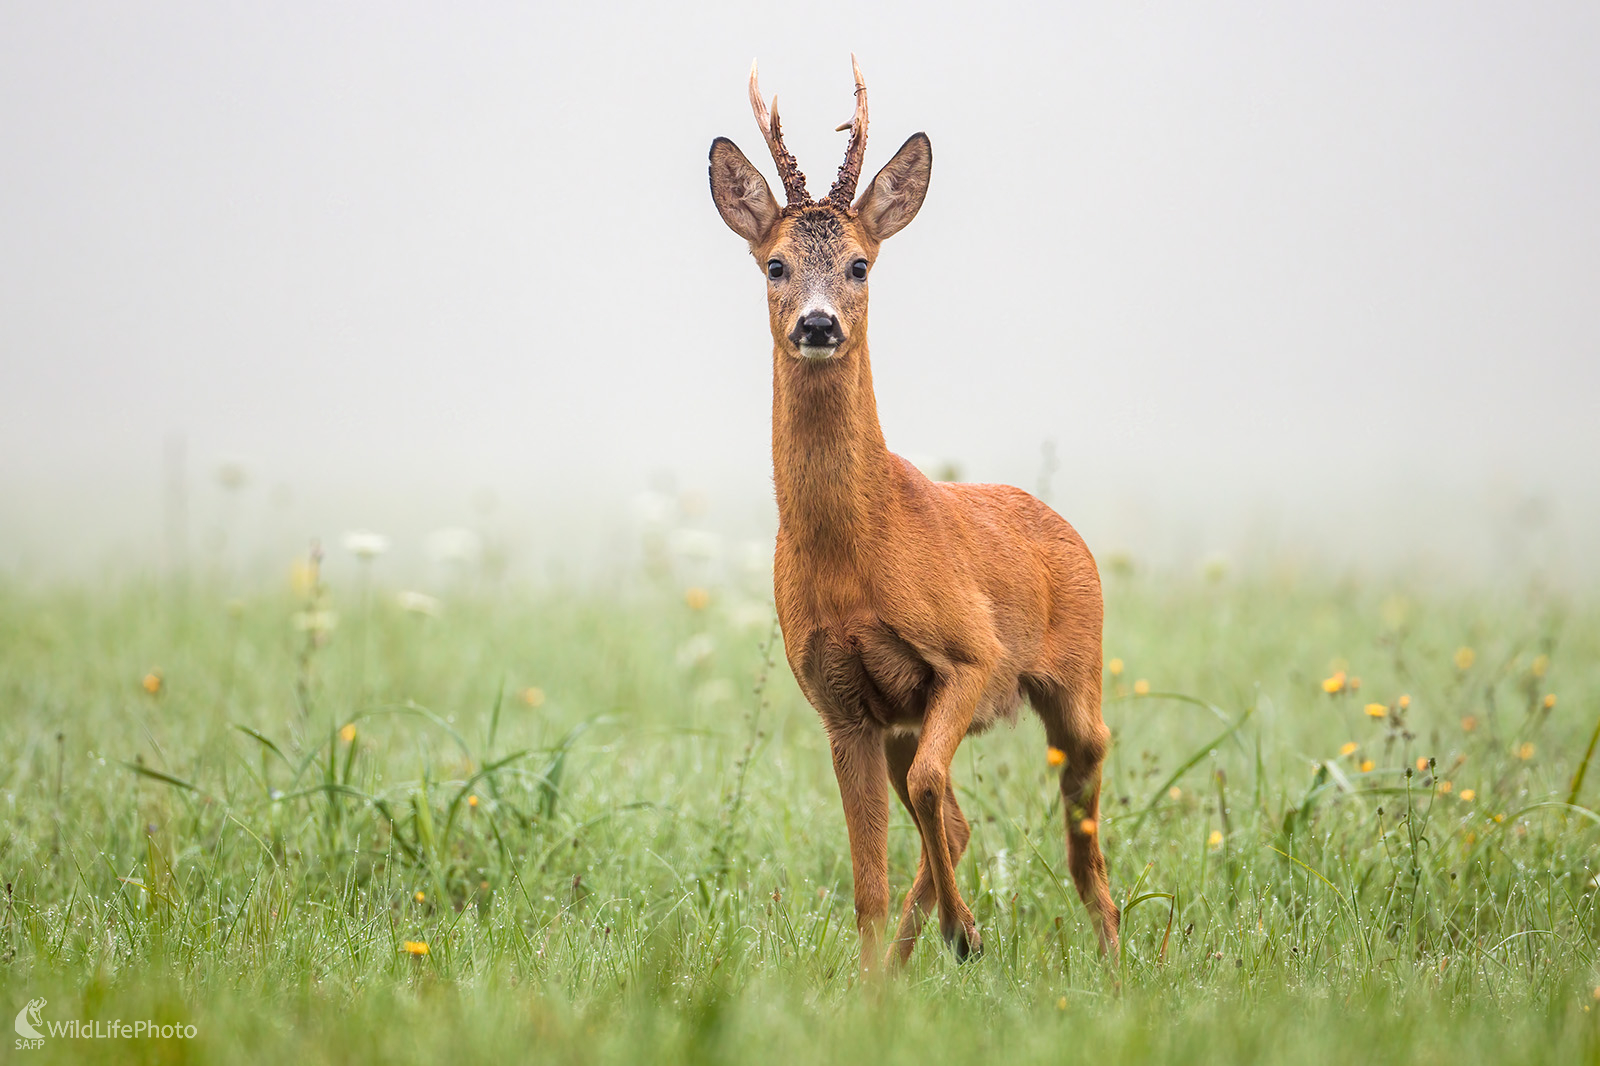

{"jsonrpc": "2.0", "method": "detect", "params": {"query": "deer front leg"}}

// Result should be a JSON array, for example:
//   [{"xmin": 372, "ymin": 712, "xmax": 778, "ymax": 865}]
[
  {"xmin": 906, "ymin": 664, "xmax": 988, "ymax": 962},
  {"xmin": 828, "ymin": 722, "xmax": 890, "ymax": 976}
]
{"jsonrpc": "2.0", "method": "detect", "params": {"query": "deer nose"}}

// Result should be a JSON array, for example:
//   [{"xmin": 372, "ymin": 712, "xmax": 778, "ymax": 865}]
[{"xmin": 790, "ymin": 310, "xmax": 842, "ymax": 348}]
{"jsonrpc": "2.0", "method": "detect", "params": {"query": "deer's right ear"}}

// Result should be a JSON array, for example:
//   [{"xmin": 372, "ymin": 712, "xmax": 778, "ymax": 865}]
[{"xmin": 710, "ymin": 138, "xmax": 781, "ymax": 245}]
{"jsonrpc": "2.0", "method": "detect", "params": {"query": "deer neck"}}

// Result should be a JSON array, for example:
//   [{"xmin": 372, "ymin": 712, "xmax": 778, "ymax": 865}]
[{"xmin": 771, "ymin": 339, "xmax": 896, "ymax": 562}]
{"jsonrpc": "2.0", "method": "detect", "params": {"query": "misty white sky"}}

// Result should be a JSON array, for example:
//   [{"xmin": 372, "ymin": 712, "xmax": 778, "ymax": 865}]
[{"xmin": 2, "ymin": 2, "xmax": 1597, "ymax": 577}]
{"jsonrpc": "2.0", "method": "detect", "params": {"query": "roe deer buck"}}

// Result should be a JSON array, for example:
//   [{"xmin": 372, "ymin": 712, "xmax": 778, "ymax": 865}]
[{"xmin": 709, "ymin": 57, "xmax": 1119, "ymax": 971}]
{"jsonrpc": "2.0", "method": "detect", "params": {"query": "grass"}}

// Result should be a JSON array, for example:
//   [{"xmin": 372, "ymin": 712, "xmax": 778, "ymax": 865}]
[{"xmin": 2, "ymin": 554, "xmax": 1599, "ymax": 1064}]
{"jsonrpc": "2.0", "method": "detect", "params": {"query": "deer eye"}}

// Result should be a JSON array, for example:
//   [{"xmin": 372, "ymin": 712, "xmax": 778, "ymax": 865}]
[
  {"xmin": 850, "ymin": 259, "xmax": 868, "ymax": 280},
  {"xmin": 767, "ymin": 259, "xmax": 785, "ymax": 280}
]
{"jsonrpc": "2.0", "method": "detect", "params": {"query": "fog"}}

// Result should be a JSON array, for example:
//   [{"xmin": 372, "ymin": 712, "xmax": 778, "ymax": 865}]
[{"xmin": 2, "ymin": 2, "xmax": 1597, "ymax": 582}]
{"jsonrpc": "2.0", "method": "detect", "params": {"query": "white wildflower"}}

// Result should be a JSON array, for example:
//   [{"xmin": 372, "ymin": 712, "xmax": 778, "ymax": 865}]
[
  {"xmin": 343, "ymin": 530, "xmax": 390, "ymax": 560},
  {"xmin": 425, "ymin": 527, "xmax": 480, "ymax": 565},
  {"xmin": 676, "ymin": 633, "xmax": 716, "ymax": 669},
  {"xmin": 396, "ymin": 590, "xmax": 441, "ymax": 617}
]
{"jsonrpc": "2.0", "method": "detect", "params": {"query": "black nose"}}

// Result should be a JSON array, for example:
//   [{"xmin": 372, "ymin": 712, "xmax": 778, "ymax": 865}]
[{"xmin": 790, "ymin": 311, "xmax": 842, "ymax": 348}]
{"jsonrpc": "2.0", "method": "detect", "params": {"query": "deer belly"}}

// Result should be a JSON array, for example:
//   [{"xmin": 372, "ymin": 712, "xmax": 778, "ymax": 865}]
[{"xmin": 805, "ymin": 621, "xmax": 932, "ymax": 730}]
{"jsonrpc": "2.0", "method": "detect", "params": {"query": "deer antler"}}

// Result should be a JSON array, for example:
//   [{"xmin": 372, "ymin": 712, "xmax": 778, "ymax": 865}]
[
  {"xmin": 749, "ymin": 60, "xmax": 810, "ymax": 206},
  {"xmin": 825, "ymin": 54, "xmax": 868, "ymax": 209}
]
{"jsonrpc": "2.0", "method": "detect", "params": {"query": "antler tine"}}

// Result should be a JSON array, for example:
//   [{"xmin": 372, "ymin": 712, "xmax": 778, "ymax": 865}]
[
  {"xmin": 749, "ymin": 59, "xmax": 810, "ymax": 206},
  {"xmin": 825, "ymin": 53, "xmax": 869, "ymax": 208}
]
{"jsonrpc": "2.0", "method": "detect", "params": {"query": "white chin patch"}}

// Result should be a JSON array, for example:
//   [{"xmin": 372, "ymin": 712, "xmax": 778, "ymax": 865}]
[{"xmin": 797, "ymin": 345, "xmax": 838, "ymax": 362}]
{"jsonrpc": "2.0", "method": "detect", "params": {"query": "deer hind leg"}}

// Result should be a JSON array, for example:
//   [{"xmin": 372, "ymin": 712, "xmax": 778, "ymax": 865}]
[
  {"xmin": 885, "ymin": 732, "xmax": 972, "ymax": 966},
  {"xmin": 1033, "ymin": 678, "xmax": 1120, "ymax": 955}
]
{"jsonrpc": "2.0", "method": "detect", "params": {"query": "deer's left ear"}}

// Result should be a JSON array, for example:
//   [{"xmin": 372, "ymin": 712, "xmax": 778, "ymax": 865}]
[{"xmin": 854, "ymin": 133, "xmax": 932, "ymax": 241}]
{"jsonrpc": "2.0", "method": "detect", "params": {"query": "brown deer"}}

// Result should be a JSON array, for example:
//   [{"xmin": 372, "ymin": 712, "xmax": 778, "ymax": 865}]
[{"xmin": 709, "ymin": 57, "xmax": 1118, "ymax": 972}]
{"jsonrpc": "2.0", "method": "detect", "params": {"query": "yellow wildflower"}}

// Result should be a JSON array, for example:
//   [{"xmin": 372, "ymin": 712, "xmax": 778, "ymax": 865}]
[
  {"xmin": 1397, "ymin": 694, "xmax": 1411, "ymax": 710},
  {"xmin": 1461, "ymin": 716, "xmax": 1477, "ymax": 733},
  {"xmin": 1459, "ymin": 789, "xmax": 1476, "ymax": 802},
  {"xmin": 1348, "ymin": 676, "xmax": 1362, "ymax": 692},
  {"xmin": 521, "ymin": 687, "xmax": 545, "ymax": 708},
  {"xmin": 1518, "ymin": 743, "xmax": 1535, "ymax": 760},
  {"xmin": 1207, "ymin": 830, "xmax": 1223, "ymax": 848},
  {"xmin": 1365, "ymin": 703, "xmax": 1387, "ymax": 718},
  {"xmin": 1360, "ymin": 759, "xmax": 1375, "ymax": 773},
  {"xmin": 1438, "ymin": 780, "xmax": 1453, "ymax": 794},
  {"xmin": 1078, "ymin": 818, "xmax": 1098, "ymax": 837},
  {"xmin": 142, "ymin": 672, "xmax": 163, "ymax": 695},
  {"xmin": 1046, "ymin": 746, "xmax": 1067, "ymax": 767},
  {"xmin": 403, "ymin": 940, "xmax": 429, "ymax": 956},
  {"xmin": 1168, "ymin": 786, "xmax": 1182, "ymax": 801},
  {"xmin": 1339, "ymin": 742, "xmax": 1359, "ymax": 757},
  {"xmin": 1322, "ymin": 671, "xmax": 1346, "ymax": 694},
  {"xmin": 339, "ymin": 723, "xmax": 356, "ymax": 744},
  {"xmin": 1454, "ymin": 646, "xmax": 1475, "ymax": 671},
  {"xmin": 1415, "ymin": 756, "xmax": 1428, "ymax": 772},
  {"xmin": 467, "ymin": 794, "xmax": 479, "ymax": 808},
  {"xmin": 684, "ymin": 587, "xmax": 710, "ymax": 611},
  {"xmin": 1493, "ymin": 813, "xmax": 1505, "ymax": 824},
  {"xmin": 1133, "ymin": 679, "xmax": 1150, "ymax": 696},
  {"xmin": 1057, "ymin": 996, "xmax": 1068, "ymax": 1010},
  {"xmin": 414, "ymin": 891, "xmax": 426, "ymax": 903},
  {"xmin": 1542, "ymin": 693, "xmax": 1557, "ymax": 710},
  {"xmin": 1107, "ymin": 658, "xmax": 1124, "ymax": 677},
  {"xmin": 1531, "ymin": 654, "xmax": 1550, "ymax": 678}
]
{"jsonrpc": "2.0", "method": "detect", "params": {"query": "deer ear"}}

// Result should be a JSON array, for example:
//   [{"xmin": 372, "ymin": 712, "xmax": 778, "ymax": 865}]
[
  {"xmin": 854, "ymin": 133, "xmax": 932, "ymax": 241},
  {"xmin": 709, "ymin": 138, "xmax": 781, "ymax": 245}
]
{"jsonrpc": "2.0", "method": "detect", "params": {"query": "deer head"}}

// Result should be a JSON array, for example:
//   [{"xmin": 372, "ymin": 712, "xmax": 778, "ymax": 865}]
[{"xmin": 710, "ymin": 57, "xmax": 932, "ymax": 362}]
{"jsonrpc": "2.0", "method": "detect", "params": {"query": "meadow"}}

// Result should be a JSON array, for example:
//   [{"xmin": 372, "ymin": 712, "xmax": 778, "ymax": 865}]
[{"xmin": 2, "ymin": 546, "xmax": 1599, "ymax": 1064}]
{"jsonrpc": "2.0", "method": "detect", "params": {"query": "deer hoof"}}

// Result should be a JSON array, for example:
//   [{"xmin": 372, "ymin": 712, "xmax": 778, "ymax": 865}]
[{"xmin": 945, "ymin": 920, "xmax": 982, "ymax": 963}]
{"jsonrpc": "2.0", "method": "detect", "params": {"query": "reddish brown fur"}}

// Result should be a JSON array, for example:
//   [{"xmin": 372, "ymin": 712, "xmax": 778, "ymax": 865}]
[{"xmin": 710, "ymin": 62, "xmax": 1118, "ymax": 973}]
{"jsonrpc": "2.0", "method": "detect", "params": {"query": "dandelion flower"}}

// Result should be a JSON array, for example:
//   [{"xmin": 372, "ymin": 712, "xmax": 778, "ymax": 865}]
[
  {"xmin": 1531, "ymin": 654, "xmax": 1550, "ymax": 678},
  {"xmin": 1168, "ymin": 786, "xmax": 1182, "ymax": 801},
  {"xmin": 1360, "ymin": 759, "xmax": 1375, "ymax": 773},
  {"xmin": 142, "ymin": 672, "xmax": 163, "ymax": 695},
  {"xmin": 1439, "ymin": 781, "xmax": 1453, "ymax": 794},
  {"xmin": 1453, "ymin": 646, "xmax": 1475, "ymax": 671},
  {"xmin": 1107, "ymin": 658, "xmax": 1124, "ymax": 677},
  {"xmin": 414, "ymin": 891, "xmax": 426, "ymax": 903},
  {"xmin": 1322, "ymin": 671, "xmax": 1346, "ymax": 694},
  {"xmin": 1046, "ymin": 746, "xmax": 1066, "ymax": 767},
  {"xmin": 468, "ymin": 794, "xmax": 479, "ymax": 808},
  {"xmin": 1461, "ymin": 716, "xmax": 1477, "ymax": 733},
  {"xmin": 1207, "ymin": 830, "xmax": 1223, "ymax": 848},
  {"xmin": 403, "ymin": 940, "xmax": 429, "ymax": 957},
  {"xmin": 290, "ymin": 559, "xmax": 317, "ymax": 597},
  {"xmin": 1398, "ymin": 694, "xmax": 1411, "ymax": 710},
  {"xmin": 343, "ymin": 530, "xmax": 390, "ymax": 560},
  {"xmin": 339, "ymin": 723, "xmax": 356, "ymax": 744},
  {"xmin": 1133, "ymin": 679, "xmax": 1150, "ymax": 696},
  {"xmin": 684, "ymin": 586, "xmax": 710, "ymax": 611},
  {"xmin": 1339, "ymin": 742, "xmax": 1358, "ymax": 757},
  {"xmin": 1416, "ymin": 757, "xmax": 1429, "ymax": 772},
  {"xmin": 522, "ymin": 687, "xmax": 546, "ymax": 708},
  {"xmin": 1459, "ymin": 789, "xmax": 1476, "ymax": 802},
  {"xmin": 1543, "ymin": 693, "xmax": 1557, "ymax": 710},
  {"xmin": 1078, "ymin": 818, "xmax": 1098, "ymax": 837},
  {"xmin": 1365, "ymin": 703, "xmax": 1387, "ymax": 718},
  {"xmin": 1518, "ymin": 743, "xmax": 1535, "ymax": 760},
  {"xmin": 1493, "ymin": 813, "xmax": 1505, "ymax": 824}
]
